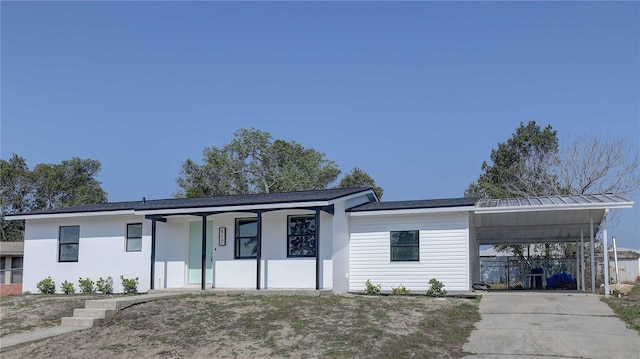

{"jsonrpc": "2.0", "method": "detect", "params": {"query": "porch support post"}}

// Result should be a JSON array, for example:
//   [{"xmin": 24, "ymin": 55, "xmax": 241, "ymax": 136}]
[
  {"xmin": 315, "ymin": 208, "xmax": 321, "ymax": 290},
  {"xmin": 603, "ymin": 210, "xmax": 610, "ymax": 296},
  {"xmin": 580, "ymin": 228, "xmax": 585, "ymax": 291},
  {"xmin": 590, "ymin": 211, "xmax": 595, "ymax": 293},
  {"xmin": 256, "ymin": 212, "xmax": 262, "ymax": 290},
  {"xmin": 201, "ymin": 215, "xmax": 208, "ymax": 291},
  {"xmin": 575, "ymin": 240, "xmax": 580, "ymax": 292},
  {"xmin": 151, "ymin": 219, "xmax": 157, "ymax": 290}
]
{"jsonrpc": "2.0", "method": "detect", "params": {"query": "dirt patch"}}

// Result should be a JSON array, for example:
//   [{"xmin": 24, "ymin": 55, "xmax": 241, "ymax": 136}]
[{"xmin": 2, "ymin": 293, "xmax": 480, "ymax": 358}]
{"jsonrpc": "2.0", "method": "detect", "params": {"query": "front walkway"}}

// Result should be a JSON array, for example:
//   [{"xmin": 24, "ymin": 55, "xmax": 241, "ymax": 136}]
[{"xmin": 462, "ymin": 291, "xmax": 640, "ymax": 358}]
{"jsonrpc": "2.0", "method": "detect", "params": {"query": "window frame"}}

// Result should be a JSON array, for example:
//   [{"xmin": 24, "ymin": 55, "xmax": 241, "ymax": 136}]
[
  {"xmin": 390, "ymin": 230, "xmax": 420, "ymax": 262},
  {"xmin": 58, "ymin": 225, "xmax": 80, "ymax": 263},
  {"xmin": 126, "ymin": 223, "xmax": 143, "ymax": 252},
  {"xmin": 235, "ymin": 218, "xmax": 258, "ymax": 259},
  {"xmin": 287, "ymin": 214, "xmax": 317, "ymax": 258}
]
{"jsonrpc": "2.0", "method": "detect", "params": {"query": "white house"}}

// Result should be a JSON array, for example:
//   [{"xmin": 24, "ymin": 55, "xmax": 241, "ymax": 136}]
[{"xmin": 6, "ymin": 188, "xmax": 633, "ymax": 295}]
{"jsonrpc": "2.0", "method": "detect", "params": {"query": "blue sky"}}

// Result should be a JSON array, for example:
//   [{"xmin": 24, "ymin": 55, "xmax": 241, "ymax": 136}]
[{"xmin": 1, "ymin": 2, "xmax": 638, "ymax": 248}]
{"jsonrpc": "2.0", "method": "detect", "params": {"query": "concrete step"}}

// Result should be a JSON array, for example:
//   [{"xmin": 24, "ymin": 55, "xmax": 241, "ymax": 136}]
[
  {"xmin": 84, "ymin": 300, "xmax": 118, "ymax": 310},
  {"xmin": 72, "ymin": 308, "xmax": 114, "ymax": 318},
  {"xmin": 60, "ymin": 317, "xmax": 99, "ymax": 328}
]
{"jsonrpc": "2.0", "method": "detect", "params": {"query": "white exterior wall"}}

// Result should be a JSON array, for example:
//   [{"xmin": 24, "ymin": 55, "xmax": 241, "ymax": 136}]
[
  {"xmin": 349, "ymin": 211, "xmax": 471, "ymax": 292},
  {"xmin": 23, "ymin": 215, "xmax": 150, "ymax": 293},
  {"xmin": 468, "ymin": 213, "xmax": 480, "ymax": 285},
  {"xmin": 154, "ymin": 210, "xmax": 334, "ymax": 290}
]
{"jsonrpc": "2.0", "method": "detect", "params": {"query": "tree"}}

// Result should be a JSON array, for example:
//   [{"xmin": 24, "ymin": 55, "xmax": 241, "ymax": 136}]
[
  {"xmin": 337, "ymin": 167, "xmax": 384, "ymax": 199},
  {"xmin": 465, "ymin": 121, "xmax": 562, "ymax": 199},
  {"xmin": 1, "ymin": 155, "xmax": 34, "ymax": 241},
  {"xmin": 1, "ymin": 155, "xmax": 108, "ymax": 241},
  {"xmin": 176, "ymin": 128, "xmax": 341, "ymax": 197},
  {"xmin": 556, "ymin": 133, "xmax": 640, "ymax": 197},
  {"xmin": 466, "ymin": 121, "xmax": 640, "ymax": 259}
]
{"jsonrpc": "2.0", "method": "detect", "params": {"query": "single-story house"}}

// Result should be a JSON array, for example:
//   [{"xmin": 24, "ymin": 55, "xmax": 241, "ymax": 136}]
[
  {"xmin": 0, "ymin": 241, "xmax": 24, "ymax": 296},
  {"xmin": 5, "ymin": 187, "xmax": 633, "ymax": 295}
]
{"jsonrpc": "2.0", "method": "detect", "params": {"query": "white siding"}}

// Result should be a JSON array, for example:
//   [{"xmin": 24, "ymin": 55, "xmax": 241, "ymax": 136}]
[
  {"xmin": 349, "ymin": 212, "xmax": 471, "ymax": 292},
  {"xmin": 23, "ymin": 215, "xmax": 150, "ymax": 294}
]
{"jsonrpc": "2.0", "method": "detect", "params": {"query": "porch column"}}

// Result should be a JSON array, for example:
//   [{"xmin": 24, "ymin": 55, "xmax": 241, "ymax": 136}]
[
  {"xmin": 590, "ymin": 211, "xmax": 595, "ymax": 293},
  {"xmin": 575, "ymin": 240, "xmax": 580, "ymax": 292},
  {"xmin": 256, "ymin": 212, "xmax": 262, "ymax": 290},
  {"xmin": 151, "ymin": 219, "xmax": 157, "ymax": 290},
  {"xmin": 315, "ymin": 209, "xmax": 321, "ymax": 290},
  {"xmin": 602, "ymin": 210, "xmax": 610, "ymax": 296},
  {"xmin": 201, "ymin": 215, "xmax": 207, "ymax": 291},
  {"xmin": 580, "ymin": 228, "xmax": 585, "ymax": 291},
  {"xmin": 148, "ymin": 217, "xmax": 166, "ymax": 290}
]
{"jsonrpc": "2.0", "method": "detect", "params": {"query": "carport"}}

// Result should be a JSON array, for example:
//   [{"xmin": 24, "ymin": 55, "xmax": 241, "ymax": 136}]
[{"xmin": 473, "ymin": 194, "xmax": 634, "ymax": 295}]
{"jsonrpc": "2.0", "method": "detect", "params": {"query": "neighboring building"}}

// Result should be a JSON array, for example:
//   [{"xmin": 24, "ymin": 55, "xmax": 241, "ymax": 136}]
[
  {"xmin": 0, "ymin": 241, "xmax": 24, "ymax": 296},
  {"xmin": 5, "ymin": 188, "xmax": 634, "ymax": 294}
]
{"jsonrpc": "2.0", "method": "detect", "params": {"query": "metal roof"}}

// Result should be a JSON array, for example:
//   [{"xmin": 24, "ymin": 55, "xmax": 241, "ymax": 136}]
[
  {"xmin": 476, "ymin": 194, "xmax": 631, "ymax": 210},
  {"xmin": 474, "ymin": 194, "xmax": 633, "ymax": 245}
]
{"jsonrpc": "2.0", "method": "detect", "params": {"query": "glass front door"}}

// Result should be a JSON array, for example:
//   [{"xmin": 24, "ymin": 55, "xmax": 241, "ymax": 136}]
[{"xmin": 188, "ymin": 220, "xmax": 213, "ymax": 285}]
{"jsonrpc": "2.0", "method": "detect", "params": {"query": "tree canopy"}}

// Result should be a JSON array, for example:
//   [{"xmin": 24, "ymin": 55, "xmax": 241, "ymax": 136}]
[
  {"xmin": 466, "ymin": 121, "xmax": 640, "ymax": 259},
  {"xmin": 465, "ymin": 121, "xmax": 562, "ymax": 198},
  {"xmin": 337, "ymin": 167, "xmax": 384, "ymax": 199},
  {"xmin": 1, "ymin": 155, "xmax": 107, "ymax": 241},
  {"xmin": 177, "ymin": 128, "xmax": 383, "ymax": 198}
]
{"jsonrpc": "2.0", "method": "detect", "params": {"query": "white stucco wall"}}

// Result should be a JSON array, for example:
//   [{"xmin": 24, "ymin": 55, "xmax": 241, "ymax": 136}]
[
  {"xmin": 154, "ymin": 210, "xmax": 335, "ymax": 290},
  {"xmin": 349, "ymin": 211, "xmax": 471, "ymax": 292},
  {"xmin": 23, "ymin": 215, "xmax": 150, "ymax": 294}
]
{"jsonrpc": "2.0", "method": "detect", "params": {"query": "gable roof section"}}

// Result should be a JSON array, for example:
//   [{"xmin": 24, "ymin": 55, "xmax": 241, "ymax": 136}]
[
  {"xmin": 348, "ymin": 197, "xmax": 478, "ymax": 213},
  {"xmin": 5, "ymin": 187, "xmax": 374, "ymax": 219}
]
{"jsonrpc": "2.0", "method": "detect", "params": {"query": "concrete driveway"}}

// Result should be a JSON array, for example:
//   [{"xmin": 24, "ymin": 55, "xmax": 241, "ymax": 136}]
[{"xmin": 462, "ymin": 292, "xmax": 640, "ymax": 358}]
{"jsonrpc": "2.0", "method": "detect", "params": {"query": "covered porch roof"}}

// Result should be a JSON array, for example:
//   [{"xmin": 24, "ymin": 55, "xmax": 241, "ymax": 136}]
[{"xmin": 474, "ymin": 194, "xmax": 633, "ymax": 246}]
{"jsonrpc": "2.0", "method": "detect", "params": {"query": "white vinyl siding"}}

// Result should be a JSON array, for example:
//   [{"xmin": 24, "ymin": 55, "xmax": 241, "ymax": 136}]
[{"xmin": 349, "ymin": 212, "xmax": 470, "ymax": 292}]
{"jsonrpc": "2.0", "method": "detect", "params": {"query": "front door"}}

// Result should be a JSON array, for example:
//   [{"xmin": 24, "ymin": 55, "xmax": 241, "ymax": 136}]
[{"xmin": 188, "ymin": 221, "xmax": 213, "ymax": 285}]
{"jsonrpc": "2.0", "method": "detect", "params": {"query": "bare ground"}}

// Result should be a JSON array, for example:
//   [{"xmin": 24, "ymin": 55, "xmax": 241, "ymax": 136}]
[
  {"xmin": 1, "ymin": 294, "xmax": 122, "ymax": 336},
  {"xmin": 1, "ymin": 293, "xmax": 480, "ymax": 358}
]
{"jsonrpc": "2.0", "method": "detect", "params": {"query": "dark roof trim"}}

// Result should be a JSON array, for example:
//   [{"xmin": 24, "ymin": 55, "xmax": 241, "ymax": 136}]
[
  {"xmin": 6, "ymin": 187, "xmax": 372, "ymax": 217},
  {"xmin": 348, "ymin": 197, "xmax": 478, "ymax": 212}
]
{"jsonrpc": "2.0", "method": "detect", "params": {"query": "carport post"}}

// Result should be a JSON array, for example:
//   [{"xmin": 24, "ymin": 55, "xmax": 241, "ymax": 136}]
[
  {"xmin": 580, "ymin": 228, "xmax": 585, "ymax": 291},
  {"xmin": 590, "ymin": 212, "xmax": 595, "ymax": 293},
  {"xmin": 575, "ymin": 240, "xmax": 580, "ymax": 291},
  {"xmin": 603, "ymin": 210, "xmax": 610, "ymax": 296}
]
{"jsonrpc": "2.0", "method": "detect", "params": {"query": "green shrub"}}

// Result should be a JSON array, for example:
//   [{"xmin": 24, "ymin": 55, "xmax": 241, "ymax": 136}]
[
  {"xmin": 61, "ymin": 280, "xmax": 75, "ymax": 294},
  {"xmin": 78, "ymin": 277, "xmax": 95, "ymax": 293},
  {"xmin": 426, "ymin": 278, "xmax": 447, "ymax": 296},
  {"xmin": 120, "ymin": 275, "xmax": 139, "ymax": 294},
  {"xmin": 37, "ymin": 277, "xmax": 56, "ymax": 294},
  {"xmin": 391, "ymin": 284, "xmax": 410, "ymax": 295},
  {"xmin": 364, "ymin": 279, "xmax": 382, "ymax": 295},
  {"xmin": 96, "ymin": 276, "xmax": 114, "ymax": 294}
]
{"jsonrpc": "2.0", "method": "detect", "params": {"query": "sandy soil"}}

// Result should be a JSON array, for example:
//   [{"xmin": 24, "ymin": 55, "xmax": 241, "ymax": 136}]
[{"xmin": 1, "ymin": 293, "xmax": 480, "ymax": 358}]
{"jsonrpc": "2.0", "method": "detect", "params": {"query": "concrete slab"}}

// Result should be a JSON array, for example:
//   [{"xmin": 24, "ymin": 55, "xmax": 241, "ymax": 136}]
[{"xmin": 463, "ymin": 292, "xmax": 640, "ymax": 359}]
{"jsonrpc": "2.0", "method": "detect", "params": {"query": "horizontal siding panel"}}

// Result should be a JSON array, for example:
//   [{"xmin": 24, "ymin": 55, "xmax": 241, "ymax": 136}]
[{"xmin": 349, "ymin": 212, "xmax": 471, "ymax": 292}]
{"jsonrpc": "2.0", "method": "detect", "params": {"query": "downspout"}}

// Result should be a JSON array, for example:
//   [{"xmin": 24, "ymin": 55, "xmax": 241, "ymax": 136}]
[
  {"xmin": 603, "ymin": 209, "xmax": 610, "ymax": 296},
  {"xmin": 151, "ymin": 219, "xmax": 157, "ymax": 290}
]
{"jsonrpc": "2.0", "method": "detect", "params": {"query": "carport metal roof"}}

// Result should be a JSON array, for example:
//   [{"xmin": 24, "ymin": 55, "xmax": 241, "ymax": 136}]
[{"xmin": 474, "ymin": 194, "xmax": 633, "ymax": 245}]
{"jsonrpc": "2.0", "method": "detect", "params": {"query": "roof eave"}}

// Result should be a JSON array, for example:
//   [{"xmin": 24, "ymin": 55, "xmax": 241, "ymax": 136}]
[
  {"xmin": 348, "ymin": 205, "xmax": 476, "ymax": 216},
  {"xmin": 474, "ymin": 201, "xmax": 634, "ymax": 214},
  {"xmin": 5, "ymin": 210, "xmax": 137, "ymax": 221}
]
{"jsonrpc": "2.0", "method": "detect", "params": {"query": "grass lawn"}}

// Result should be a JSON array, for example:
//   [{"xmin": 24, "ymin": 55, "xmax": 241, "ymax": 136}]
[
  {"xmin": 602, "ymin": 285, "xmax": 640, "ymax": 333},
  {"xmin": 2, "ymin": 293, "xmax": 480, "ymax": 358}
]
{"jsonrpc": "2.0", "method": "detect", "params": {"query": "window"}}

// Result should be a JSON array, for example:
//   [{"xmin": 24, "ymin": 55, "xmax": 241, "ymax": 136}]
[
  {"xmin": 59, "ymin": 226, "xmax": 80, "ymax": 262},
  {"xmin": 390, "ymin": 230, "xmax": 419, "ymax": 261},
  {"xmin": 288, "ymin": 215, "xmax": 316, "ymax": 257},
  {"xmin": 126, "ymin": 223, "xmax": 143, "ymax": 252},
  {"xmin": 235, "ymin": 218, "xmax": 257, "ymax": 259}
]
